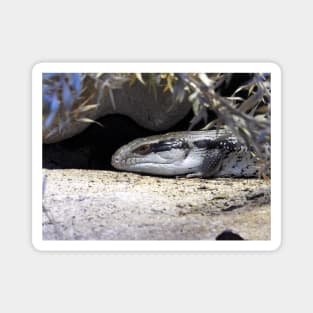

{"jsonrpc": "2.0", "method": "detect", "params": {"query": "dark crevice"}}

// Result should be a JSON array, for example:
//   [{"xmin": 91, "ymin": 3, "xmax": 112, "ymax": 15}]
[{"xmin": 43, "ymin": 111, "xmax": 194, "ymax": 170}]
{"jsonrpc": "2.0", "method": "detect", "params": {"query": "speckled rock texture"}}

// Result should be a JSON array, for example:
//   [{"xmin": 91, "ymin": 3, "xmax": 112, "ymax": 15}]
[{"xmin": 42, "ymin": 169, "xmax": 271, "ymax": 240}]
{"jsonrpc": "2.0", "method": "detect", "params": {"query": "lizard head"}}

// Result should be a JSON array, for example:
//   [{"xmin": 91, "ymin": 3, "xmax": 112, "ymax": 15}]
[{"xmin": 111, "ymin": 132, "xmax": 203, "ymax": 176}]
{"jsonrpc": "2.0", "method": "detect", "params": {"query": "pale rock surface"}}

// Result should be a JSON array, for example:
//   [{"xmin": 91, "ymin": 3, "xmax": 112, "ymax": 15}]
[{"xmin": 42, "ymin": 169, "xmax": 270, "ymax": 240}]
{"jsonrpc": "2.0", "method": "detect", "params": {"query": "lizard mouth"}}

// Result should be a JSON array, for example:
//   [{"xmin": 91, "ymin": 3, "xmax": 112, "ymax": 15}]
[{"xmin": 111, "ymin": 155, "xmax": 173, "ymax": 170}]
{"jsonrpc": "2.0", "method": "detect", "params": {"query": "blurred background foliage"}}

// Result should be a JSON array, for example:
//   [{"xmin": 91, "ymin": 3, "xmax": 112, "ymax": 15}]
[{"xmin": 43, "ymin": 72, "xmax": 271, "ymax": 172}]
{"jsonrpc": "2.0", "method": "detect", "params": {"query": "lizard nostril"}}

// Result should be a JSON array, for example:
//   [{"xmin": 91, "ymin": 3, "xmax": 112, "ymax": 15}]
[{"xmin": 111, "ymin": 155, "xmax": 120, "ymax": 166}]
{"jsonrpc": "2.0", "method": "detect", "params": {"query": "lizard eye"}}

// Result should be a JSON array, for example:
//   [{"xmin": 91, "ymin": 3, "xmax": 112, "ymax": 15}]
[{"xmin": 133, "ymin": 144, "xmax": 151, "ymax": 155}]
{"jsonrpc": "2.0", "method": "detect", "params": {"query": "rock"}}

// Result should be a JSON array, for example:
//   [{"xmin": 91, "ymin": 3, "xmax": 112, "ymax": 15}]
[
  {"xmin": 43, "ymin": 80, "xmax": 191, "ymax": 144},
  {"xmin": 42, "ymin": 169, "xmax": 271, "ymax": 240}
]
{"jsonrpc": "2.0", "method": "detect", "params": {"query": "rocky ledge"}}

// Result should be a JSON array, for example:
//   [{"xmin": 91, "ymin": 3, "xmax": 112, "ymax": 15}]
[{"xmin": 42, "ymin": 169, "xmax": 270, "ymax": 240}]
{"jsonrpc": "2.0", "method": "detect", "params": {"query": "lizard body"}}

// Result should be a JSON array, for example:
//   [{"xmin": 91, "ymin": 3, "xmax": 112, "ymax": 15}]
[{"xmin": 111, "ymin": 130, "xmax": 267, "ymax": 178}]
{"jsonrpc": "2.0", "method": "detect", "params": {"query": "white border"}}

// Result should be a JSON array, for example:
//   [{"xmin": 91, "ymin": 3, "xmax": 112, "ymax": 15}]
[{"xmin": 32, "ymin": 62, "xmax": 281, "ymax": 251}]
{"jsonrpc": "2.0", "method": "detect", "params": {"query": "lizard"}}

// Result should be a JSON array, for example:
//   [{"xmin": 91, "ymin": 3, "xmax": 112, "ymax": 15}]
[{"xmin": 111, "ymin": 129, "xmax": 269, "ymax": 178}]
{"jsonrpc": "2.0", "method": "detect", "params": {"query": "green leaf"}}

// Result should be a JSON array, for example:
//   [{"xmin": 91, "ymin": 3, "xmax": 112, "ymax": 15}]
[
  {"xmin": 198, "ymin": 73, "xmax": 214, "ymax": 87},
  {"xmin": 226, "ymin": 97, "xmax": 244, "ymax": 102},
  {"xmin": 76, "ymin": 104, "xmax": 98, "ymax": 113},
  {"xmin": 76, "ymin": 118, "xmax": 103, "ymax": 127},
  {"xmin": 135, "ymin": 73, "xmax": 146, "ymax": 85},
  {"xmin": 108, "ymin": 88, "xmax": 116, "ymax": 110},
  {"xmin": 176, "ymin": 87, "xmax": 185, "ymax": 103},
  {"xmin": 192, "ymin": 98, "xmax": 200, "ymax": 115},
  {"xmin": 239, "ymin": 84, "xmax": 264, "ymax": 113},
  {"xmin": 248, "ymin": 84, "xmax": 255, "ymax": 96},
  {"xmin": 188, "ymin": 91, "xmax": 199, "ymax": 102}
]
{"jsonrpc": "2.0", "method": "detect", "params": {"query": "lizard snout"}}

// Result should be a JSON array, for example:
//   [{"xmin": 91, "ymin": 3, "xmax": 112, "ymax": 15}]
[{"xmin": 111, "ymin": 153, "xmax": 122, "ymax": 169}]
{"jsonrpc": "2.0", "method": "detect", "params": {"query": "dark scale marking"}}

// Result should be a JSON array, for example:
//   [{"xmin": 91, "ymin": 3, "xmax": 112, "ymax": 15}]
[
  {"xmin": 201, "ymin": 148, "xmax": 225, "ymax": 177},
  {"xmin": 193, "ymin": 138, "xmax": 246, "ymax": 177},
  {"xmin": 150, "ymin": 139, "xmax": 189, "ymax": 153},
  {"xmin": 218, "ymin": 140, "xmax": 238, "ymax": 153},
  {"xmin": 158, "ymin": 138, "xmax": 180, "ymax": 146},
  {"xmin": 194, "ymin": 139, "xmax": 238, "ymax": 152},
  {"xmin": 193, "ymin": 139, "xmax": 212, "ymax": 149}
]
